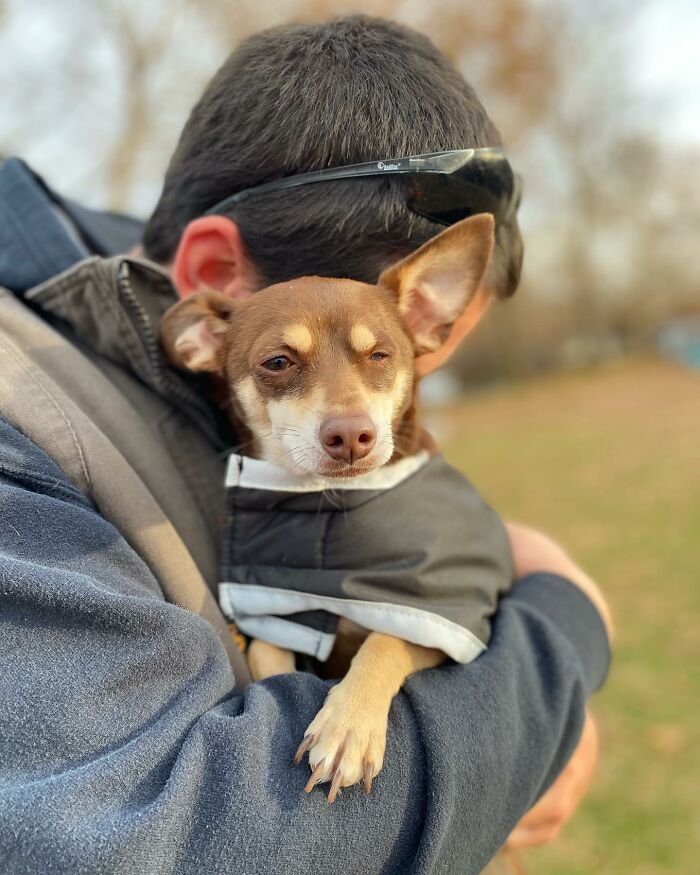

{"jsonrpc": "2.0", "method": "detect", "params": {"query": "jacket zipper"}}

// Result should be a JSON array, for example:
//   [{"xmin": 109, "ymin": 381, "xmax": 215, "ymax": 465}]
[{"xmin": 116, "ymin": 262, "xmax": 228, "ymax": 450}]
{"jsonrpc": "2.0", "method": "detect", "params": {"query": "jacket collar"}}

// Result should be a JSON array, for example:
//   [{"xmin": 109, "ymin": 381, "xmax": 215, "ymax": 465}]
[{"xmin": 25, "ymin": 254, "xmax": 230, "ymax": 449}]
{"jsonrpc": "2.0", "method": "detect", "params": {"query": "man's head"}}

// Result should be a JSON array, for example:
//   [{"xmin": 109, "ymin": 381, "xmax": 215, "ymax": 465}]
[
  {"xmin": 160, "ymin": 214, "xmax": 494, "ymax": 478},
  {"xmin": 144, "ymin": 16, "xmax": 523, "ymax": 368}
]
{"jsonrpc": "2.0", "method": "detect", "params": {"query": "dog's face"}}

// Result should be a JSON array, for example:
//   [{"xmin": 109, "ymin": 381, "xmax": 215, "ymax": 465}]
[
  {"xmin": 160, "ymin": 213, "xmax": 495, "ymax": 478},
  {"xmin": 223, "ymin": 279, "xmax": 414, "ymax": 476}
]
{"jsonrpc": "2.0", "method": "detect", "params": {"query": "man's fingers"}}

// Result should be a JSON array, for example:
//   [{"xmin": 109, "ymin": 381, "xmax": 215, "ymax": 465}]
[
  {"xmin": 507, "ymin": 821, "xmax": 562, "ymax": 849},
  {"xmin": 515, "ymin": 788, "xmax": 576, "ymax": 830}
]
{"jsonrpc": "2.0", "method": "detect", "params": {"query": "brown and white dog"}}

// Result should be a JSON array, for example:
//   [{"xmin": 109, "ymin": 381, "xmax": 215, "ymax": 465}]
[{"xmin": 160, "ymin": 213, "xmax": 495, "ymax": 803}]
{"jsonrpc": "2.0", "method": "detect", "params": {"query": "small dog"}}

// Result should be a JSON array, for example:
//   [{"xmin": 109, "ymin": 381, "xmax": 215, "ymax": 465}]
[{"xmin": 161, "ymin": 213, "xmax": 512, "ymax": 803}]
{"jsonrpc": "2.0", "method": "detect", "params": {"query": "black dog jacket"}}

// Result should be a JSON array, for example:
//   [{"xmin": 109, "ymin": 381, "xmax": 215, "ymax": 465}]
[{"xmin": 219, "ymin": 451, "xmax": 513, "ymax": 663}]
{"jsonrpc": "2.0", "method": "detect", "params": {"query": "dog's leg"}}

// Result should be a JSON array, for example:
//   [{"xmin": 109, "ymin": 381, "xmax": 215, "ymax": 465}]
[
  {"xmin": 294, "ymin": 633, "xmax": 445, "ymax": 802},
  {"xmin": 247, "ymin": 638, "xmax": 296, "ymax": 681}
]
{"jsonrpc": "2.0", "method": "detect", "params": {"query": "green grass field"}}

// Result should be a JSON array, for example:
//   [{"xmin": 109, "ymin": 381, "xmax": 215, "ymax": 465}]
[{"xmin": 435, "ymin": 357, "xmax": 700, "ymax": 875}]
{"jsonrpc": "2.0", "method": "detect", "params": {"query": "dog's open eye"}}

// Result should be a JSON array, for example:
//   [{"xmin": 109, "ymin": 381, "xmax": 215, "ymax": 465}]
[
  {"xmin": 369, "ymin": 351, "xmax": 389, "ymax": 361},
  {"xmin": 261, "ymin": 355, "xmax": 293, "ymax": 372}
]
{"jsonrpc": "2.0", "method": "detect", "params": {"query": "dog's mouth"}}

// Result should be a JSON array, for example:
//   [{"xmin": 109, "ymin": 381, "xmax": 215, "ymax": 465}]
[
  {"xmin": 314, "ymin": 460, "xmax": 381, "ymax": 479},
  {"xmin": 282, "ymin": 445, "xmax": 391, "ymax": 480}
]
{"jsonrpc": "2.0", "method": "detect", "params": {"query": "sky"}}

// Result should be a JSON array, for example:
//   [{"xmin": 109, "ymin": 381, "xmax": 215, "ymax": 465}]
[{"xmin": 634, "ymin": 0, "xmax": 700, "ymax": 144}]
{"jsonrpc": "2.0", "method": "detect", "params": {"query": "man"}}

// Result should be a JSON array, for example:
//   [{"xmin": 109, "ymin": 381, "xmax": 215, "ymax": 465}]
[{"xmin": 0, "ymin": 16, "xmax": 610, "ymax": 875}]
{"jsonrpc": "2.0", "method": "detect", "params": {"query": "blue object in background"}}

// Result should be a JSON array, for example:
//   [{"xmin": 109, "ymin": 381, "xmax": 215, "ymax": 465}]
[{"xmin": 658, "ymin": 316, "xmax": 700, "ymax": 369}]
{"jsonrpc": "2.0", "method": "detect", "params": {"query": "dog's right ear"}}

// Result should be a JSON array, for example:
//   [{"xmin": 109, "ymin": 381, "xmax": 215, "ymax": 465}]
[
  {"xmin": 378, "ymin": 213, "xmax": 495, "ymax": 356},
  {"xmin": 160, "ymin": 290, "xmax": 235, "ymax": 373}
]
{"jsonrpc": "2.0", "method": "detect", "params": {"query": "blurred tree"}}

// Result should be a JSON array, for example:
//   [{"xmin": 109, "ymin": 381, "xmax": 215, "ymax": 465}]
[
  {"xmin": 95, "ymin": 0, "xmax": 175, "ymax": 210},
  {"xmin": 0, "ymin": 0, "xmax": 570, "ymax": 211},
  {"xmin": 0, "ymin": 0, "xmax": 697, "ymax": 380}
]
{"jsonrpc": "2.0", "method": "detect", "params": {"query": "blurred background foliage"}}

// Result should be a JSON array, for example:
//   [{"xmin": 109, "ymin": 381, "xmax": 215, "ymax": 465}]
[
  {"xmin": 1, "ymin": 2, "xmax": 698, "ymax": 873},
  {"xmin": 1, "ymin": 0, "xmax": 699, "ymax": 384}
]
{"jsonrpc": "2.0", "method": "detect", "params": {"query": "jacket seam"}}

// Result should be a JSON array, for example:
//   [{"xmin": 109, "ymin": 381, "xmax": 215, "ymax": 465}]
[
  {"xmin": 0, "ymin": 457, "xmax": 90, "ymax": 505},
  {"xmin": 318, "ymin": 512, "xmax": 332, "ymax": 570}
]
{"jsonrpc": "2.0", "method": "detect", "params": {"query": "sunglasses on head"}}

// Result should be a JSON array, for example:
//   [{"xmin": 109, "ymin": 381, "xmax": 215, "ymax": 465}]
[{"xmin": 205, "ymin": 147, "xmax": 522, "ymax": 227}]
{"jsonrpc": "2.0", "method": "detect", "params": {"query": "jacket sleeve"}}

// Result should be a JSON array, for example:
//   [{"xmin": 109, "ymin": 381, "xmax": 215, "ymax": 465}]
[{"xmin": 0, "ymin": 420, "xmax": 610, "ymax": 875}]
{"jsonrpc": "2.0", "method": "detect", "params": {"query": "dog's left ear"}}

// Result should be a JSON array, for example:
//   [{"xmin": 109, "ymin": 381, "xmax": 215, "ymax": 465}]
[
  {"xmin": 378, "ymin": 213, "xmax": 495, "ymax": 355},
  {"xmin": 160, "ymin": 290, "xmax": 235, "ymax": 373}
]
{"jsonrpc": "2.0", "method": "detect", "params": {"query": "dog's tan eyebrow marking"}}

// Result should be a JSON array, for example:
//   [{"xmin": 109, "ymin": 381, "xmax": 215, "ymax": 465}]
[
  {"xmin": 350, "ymin": 324, "xmax": 376, "ymax": 353},
  {"xmin": 282, "ymin": 323, "xmax": 313, "ymax": 353}
]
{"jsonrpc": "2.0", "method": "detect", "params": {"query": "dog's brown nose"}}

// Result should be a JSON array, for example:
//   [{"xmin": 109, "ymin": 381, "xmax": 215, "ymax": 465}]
[{"xmin": 320, "ymin": 414, "xmax": 377, "ymax": 464}]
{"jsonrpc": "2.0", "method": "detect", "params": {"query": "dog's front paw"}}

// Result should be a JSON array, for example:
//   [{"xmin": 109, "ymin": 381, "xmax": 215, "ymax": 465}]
[{"xmin": 293, "ymin": 680, "xmax": 388, "ymax": 803}]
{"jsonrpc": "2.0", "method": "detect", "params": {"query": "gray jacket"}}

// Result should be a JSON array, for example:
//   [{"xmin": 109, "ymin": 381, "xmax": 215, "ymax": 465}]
[{"xmin": 221, "ymin": 452, "xmax": 513, "ymax": 663}]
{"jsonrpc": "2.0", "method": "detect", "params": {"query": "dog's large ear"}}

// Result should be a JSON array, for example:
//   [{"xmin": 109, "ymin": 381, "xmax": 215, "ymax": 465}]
[
  {"xmin": 378, "ymin": 213, "xmax": 495, "ymax": 355},
  {"xmin": 160, "ymin": 290, "xmax": 235, "ymax": 373}
]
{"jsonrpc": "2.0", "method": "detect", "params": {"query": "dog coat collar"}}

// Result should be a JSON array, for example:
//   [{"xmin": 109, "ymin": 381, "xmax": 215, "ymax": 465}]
[{"xmin": 224, "ymin": 450, "xmax": 431, "ymax": 493}]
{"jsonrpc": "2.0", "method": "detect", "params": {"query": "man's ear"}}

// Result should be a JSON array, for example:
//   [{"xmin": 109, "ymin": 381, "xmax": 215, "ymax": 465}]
[
  {"xmin": 160, "ymin": 290, "xmax": 235, "ymax": 373},
  {"xmin": 172, "ymin": 215, "xmax": 259, "ymax": 301},
  {"xmin": 378, "ymin": 213, "xmax": 495, "ymax": 356}
]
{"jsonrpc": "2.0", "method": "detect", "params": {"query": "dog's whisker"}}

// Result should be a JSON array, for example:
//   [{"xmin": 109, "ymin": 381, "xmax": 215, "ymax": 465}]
[{"xmin": 262, "ymin": 443, "xmax": 315, "ymax": 471}]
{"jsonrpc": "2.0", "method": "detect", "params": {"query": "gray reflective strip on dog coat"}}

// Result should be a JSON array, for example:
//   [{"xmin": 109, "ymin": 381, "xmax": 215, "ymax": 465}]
[{"xmin": 218, "ymin": 452, "xmax": 513, "ymax": 664}]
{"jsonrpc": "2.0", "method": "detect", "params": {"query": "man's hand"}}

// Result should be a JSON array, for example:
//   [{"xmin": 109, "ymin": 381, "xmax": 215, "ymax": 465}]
[{"xmin": 507, "ymin": 710, "xmax": 599, "ymax": 848}]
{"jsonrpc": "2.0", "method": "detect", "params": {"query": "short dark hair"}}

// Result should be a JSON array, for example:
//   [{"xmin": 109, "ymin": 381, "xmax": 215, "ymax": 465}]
[{"xmin": 143, "ymin": 15, "xmax": 522, "ymax": 297}]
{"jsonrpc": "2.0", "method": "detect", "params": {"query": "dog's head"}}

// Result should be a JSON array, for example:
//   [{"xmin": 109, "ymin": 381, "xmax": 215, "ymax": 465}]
[{"xmin": 160, "ymin": 213, "xmax": 494, "ymax": 478}]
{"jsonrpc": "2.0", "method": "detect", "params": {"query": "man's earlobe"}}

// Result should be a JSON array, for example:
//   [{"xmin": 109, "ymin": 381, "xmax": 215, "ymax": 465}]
[
  {"xmin": 379, "ymin": 213, "xmax": 495, "ymax": 356},
  {"xmin": 160, "ymin": 290, "xmax": 235, "ymax": 373},
  {"xmin": 172, "ymin": 216, "xmax": 258, "ymax": 302}
]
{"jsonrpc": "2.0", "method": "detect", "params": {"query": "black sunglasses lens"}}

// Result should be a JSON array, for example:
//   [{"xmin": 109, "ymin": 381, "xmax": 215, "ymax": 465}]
[{"xmin": 406, "ymin": 159, "xmax": 518, "ymax": 226}]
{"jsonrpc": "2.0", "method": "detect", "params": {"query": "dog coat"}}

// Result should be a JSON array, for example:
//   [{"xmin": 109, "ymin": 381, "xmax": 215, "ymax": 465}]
[{"xmin": 218, "ymin": 451, "xmax": 513, "ymax": 664}]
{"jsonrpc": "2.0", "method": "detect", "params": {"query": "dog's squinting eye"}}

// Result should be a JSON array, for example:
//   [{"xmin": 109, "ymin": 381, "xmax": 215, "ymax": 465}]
[
  {"xmin": 261, "ymin": 355, "xmax": 293, "ymax": 372},
  {"xmin": 369, "ymin": 351, "xmax": 389, "ymax": 361}
]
